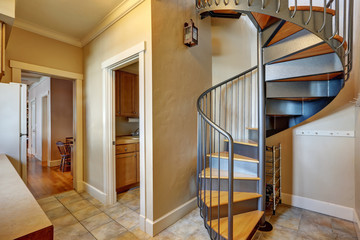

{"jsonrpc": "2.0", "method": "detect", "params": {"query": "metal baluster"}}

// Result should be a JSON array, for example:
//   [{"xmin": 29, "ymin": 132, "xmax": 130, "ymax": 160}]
[
  {"xmin": 230, "ymin": 81, "xmax": 234, "ymax": 135},
  {"xmin": 272, "ymin": 146, "xmax": 276, "ymax": 215},
  {"xmin": 326, "ymin": 0, "xmax": 335, "ymax": 8},
  {"xmin": 209, "ymin": 95, "xmax": 213, "ymax": 238},
  {"xmin": 227, "ymin": 137, "xmax": 234, "ymax": 240},
  {"xmin": 237, "ymin": 78, "xmax": 240, "ymax": 140},
  {"xmin": 318, "ymin": 0, "xmax": 327, "ymax": 32},
  {"xmin": 247, "ymin": 0, "xmax": 251, "ymax": 7},
  {"xmin": 208, "ymin": 0, "xmax": 212, "ymax": 7},
  {"xmin": 242, "ymin": 76, "xmax": 245, "ymax": 139},
  {"xmin": 279, "ymin": 144, "xmax": 282, "ymax": 206},
  {"xmin": 337, "ymin": 0, "xmax": 346, "ymax": 49},
  {"xmin": 235, "ymin": 0, "xmax": 240, "ymax": 5},
  {"xmin": 203, "ymin": 97, "xmax": 207, "ymax": 223},
  {"xmin": 261, "ymin": 0, "xmax": 265, "ymax": 9},
  {"xmin": 215, "ymin": 0, "xmax": 220, "ymax": 6},
  {"xmin": 276, "ymin": 0, "xmax": 281, "ymax": 13},
  {"xmin": 224, "ymin": 0, "xmax": 229, "ymax": 6},
  {"xmin": 291, "ymin": 0, "xmax": 297, "ymax": 18},
  {"xmin": 329, "ymin": 0, "xmax": 339, "ymax": 40},
  {"xmin": 225, "ymin": 83, "xmax": 228, "ymax": 132},
  {"xmin": 250, "ymin": 71, "xmax": 253, "ymax": 128},
  {"xmin": 305, "ymin": 0, "xmax": 313, "ymax": 25}
]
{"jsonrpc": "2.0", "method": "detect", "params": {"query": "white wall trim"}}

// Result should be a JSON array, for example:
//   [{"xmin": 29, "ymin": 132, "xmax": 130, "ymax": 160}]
[
  {"xmin": 145, "ymin": 197, "xmax": 197, "ymax": 236},
  {"xmin": 13, "ymin": 18, "xmax": 82, "ymax": 47},
  {"xmin": 82, "ymin": 181, "xmax": 107, "ymax": 203},
  {"xmin": 353, "ymin": 210, "xmax": 360, "ymax": 238},
  {"xmin": 282, "ymin": 193, "xmax": 354, "ymax": 221},
  {"xmin": 10, "ymin": 60, "xmax": 83, "ymax": 80},
  {"xmin": 81, "ymin": 0, "xmax": 145, "ymax": 46}
]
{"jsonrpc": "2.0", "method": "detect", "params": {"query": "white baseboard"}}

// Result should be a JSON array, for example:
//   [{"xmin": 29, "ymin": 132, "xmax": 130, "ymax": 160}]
[
  {"xmin": 82, "ymin": 181, "xmax": 107, "ymax": 204},
  {"xmin": 48, "ymin": 159, "xmax": 61, "ymax": 167},
  {"xmin": 145, "ymin": 197, "xmax": 197, "ymax": 236},
  {"xmin": 282, "ymin": 193, "xmax": 354, "ymax": 221},
  {"xmin": 353, "ymin": 210, "xmax": 360, "ymax": 238}
]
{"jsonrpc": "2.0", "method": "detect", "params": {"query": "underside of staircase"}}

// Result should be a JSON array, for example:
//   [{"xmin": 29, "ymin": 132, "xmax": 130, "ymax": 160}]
[{"xmin": 196, "ymin": 0, "xmax": 353, "ymax": 239}]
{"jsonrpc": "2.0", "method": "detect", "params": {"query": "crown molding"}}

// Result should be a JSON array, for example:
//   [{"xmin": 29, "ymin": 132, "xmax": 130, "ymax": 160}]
[
  {"xmin": 12, "ymin": 0, "xmax": 144, "ymax": 48},
  {"xmin": 13, "ymin": 18, "xmax": 82, "ymax": 47},
  {"xmin": 81, "ymin": 0, "xmax": 145, "ymax": 46}
]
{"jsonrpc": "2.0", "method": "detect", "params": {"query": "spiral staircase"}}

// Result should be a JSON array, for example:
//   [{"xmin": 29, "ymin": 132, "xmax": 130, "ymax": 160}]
[{"xmin": 196, "ymin": 0, "xmax": 353, "ymax": 239}]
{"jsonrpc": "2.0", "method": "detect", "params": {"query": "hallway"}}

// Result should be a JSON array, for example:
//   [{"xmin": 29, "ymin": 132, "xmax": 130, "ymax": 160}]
[{"xmin": 27, "ymin": 155, "xmax": 73, "ymax": 199}]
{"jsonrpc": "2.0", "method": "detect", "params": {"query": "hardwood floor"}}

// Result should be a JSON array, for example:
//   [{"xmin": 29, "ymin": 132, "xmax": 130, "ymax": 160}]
[{"xmin": 27, "ymin": 155, "xmax": 73, "ymax": 199}]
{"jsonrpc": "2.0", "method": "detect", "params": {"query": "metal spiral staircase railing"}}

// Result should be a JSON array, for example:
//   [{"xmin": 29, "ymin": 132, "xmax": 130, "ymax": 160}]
[{"xmin": 196, "ymin": 0, "xmax": 353, "ymax": 239}]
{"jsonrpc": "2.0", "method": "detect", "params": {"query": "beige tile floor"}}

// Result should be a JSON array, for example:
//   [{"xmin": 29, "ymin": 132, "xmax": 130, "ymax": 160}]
[{"xmin": 38, "ymin": 189, "xmax": 359, "ymax": 240}]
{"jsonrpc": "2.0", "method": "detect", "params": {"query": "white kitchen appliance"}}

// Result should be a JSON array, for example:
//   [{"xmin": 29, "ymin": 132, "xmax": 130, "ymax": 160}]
[{"xmin": 0, "ymin": 82, "xmax": 27, "ymax": 182}]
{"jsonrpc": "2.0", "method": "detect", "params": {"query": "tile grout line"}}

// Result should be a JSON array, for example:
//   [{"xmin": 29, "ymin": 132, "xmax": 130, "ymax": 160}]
[
  {"xmin": 53, "ymin": 192, "xmax": 99, "ymax": 240},
  {"xmin": 43, "ymin": 190, "xmax": 143, "ymax": 240}
]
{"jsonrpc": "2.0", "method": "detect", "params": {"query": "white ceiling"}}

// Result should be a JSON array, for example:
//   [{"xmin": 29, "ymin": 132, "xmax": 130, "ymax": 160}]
[{"xmin": 15, "ymin": 0, "xmax": 125, "ymax": 44}]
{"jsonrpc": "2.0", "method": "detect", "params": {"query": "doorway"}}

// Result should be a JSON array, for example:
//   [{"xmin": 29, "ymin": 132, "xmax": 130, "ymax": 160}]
[
  {"xmin": 23, "ymin": 73, "xmax": 76, "ymax": 198},
  {"xmin": 114, "ymin": 61, "xmax": 141, "ymax": 222},
  {"xmin": 102, "ymin": 42, "xmax": 150, "ymax": 233},
  {"xmin": 10, "ymin": 60, "xmax": 84, "ymax": 193}
]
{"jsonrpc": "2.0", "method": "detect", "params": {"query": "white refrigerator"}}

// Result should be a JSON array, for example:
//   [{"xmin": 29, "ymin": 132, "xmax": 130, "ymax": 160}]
[{"xmin": 0, "ymin": 82, "xmax": 27, "ymax": 182}]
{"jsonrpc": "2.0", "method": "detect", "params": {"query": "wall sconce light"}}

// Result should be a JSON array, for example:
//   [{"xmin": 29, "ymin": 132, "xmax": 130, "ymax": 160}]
[{"xmin": 184, "ymin": 19, "xmax": 198, "ymax": 47}]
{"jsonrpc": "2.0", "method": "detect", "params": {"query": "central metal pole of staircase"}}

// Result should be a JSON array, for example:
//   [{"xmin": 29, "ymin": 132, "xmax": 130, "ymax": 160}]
[{"xmin": 257, "ymin": 31, "xmax": 267, "ymax": 228}]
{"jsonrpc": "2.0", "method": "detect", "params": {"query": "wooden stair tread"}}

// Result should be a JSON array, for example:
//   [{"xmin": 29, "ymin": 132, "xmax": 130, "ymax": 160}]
[
  {"xmin": 200, "ymin": 168, "xmax": 260, "ymax": 180},
  {"xmin": 200, "ymin": 191, "xmax": 261, "ymax": 207},
  {"xmin": 251, "ymin": 12, "xmax": 279, "ymax": 30},
  {"xmin": 268, "ymin": 21, "xmax": 303, "ymax": 46},
  {"xmin": 207, "ymin": 210, "xmax": 264, "ymax": 239},
  {"xmin": 224, "ymin": 139, "xmax": 258, "ymax": 147},
  {"xmin": 273, "ymin": 43, "xmax": 334, "ymax": 64},
  {"xmin": 207, "ymin": 152, "xmax": 259, "ymax": 163},
  {"xmin": 273, "ymin": 71, "xmax": 343, "ymax": 82},
  {"xmin": 289, "ymin": 6, "xmax": 336, "ymax": 16}
]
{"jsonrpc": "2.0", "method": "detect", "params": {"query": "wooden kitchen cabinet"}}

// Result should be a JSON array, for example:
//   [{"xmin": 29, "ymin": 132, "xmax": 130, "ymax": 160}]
[
  {"xmin": 116, "ymin": 142, "xmax": 140, "ymax": 193},
  {"xmin": 115, "ymin": 71, "xmax": 139, "ymax": 118}
]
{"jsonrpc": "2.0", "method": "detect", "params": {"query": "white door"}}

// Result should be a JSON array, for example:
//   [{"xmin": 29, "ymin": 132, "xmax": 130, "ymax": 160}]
[
  {"xmin": 0, "ymin": 83, "xmax": 27, "ymax": 177},
  {"xmin": 30, "ymin": 100, "xmax": 36, "ymax": 155}
]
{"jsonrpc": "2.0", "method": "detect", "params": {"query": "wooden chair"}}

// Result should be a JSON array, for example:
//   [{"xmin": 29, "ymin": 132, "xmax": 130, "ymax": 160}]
[
  {"xmin": 65, "ymin": 137, "xmax": 73, "ymax": 144},
  {"xmin": 56, "ymin": 141, "xmax": 71, "ymax": 172}
]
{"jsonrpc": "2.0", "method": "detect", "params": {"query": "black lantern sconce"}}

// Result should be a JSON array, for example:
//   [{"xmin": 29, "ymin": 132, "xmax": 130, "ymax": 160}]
[{"xmin": 184, "ymin": 19, "xmax": 198, "ymax": 47}]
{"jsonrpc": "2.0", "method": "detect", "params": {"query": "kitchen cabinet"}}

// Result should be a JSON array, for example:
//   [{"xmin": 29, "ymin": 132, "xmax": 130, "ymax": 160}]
[
  {"xmin": 115, "ymin": 71, "xmax": 139, "ymax": 118},
  {"xmin": 116, "ymin": 141, "xmax": 139, "ymax": 193}
]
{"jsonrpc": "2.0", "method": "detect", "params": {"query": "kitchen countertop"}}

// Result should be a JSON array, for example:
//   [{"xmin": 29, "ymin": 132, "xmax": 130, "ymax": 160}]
[
  {"xmin": 0, "ymin": 154, "xmax": 53, "ymax": 239},
  {"xmin": 116, "ymin": 136, "xmax": 139, "ymax": 145}
]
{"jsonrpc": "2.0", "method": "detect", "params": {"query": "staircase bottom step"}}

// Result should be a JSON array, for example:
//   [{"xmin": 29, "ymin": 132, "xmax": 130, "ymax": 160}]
[{"xmin": 207, "ymin": 210, "xmax": 264, "ymax": 240}]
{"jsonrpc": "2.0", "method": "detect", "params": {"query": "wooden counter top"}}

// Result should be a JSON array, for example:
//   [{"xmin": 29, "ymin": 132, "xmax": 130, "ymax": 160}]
[
  {"xmin": 0, "ymin": 154, "xmax": 53, "ymax": 239},
  {"xmin": 116, "ymin": 136, "xmax": 140, "ymax": 145}
]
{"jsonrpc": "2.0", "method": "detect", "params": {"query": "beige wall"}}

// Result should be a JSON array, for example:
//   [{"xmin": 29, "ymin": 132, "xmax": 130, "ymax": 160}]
[
  {"xmin": 115, "ymin": 117, "xmax": 138, "ymax": 136},
  {"xmin": 51, "ymin": 78, "xmax": 73, "ymax": 161},
  {"xmin": 3, "ymin": 27, "xmax": 83, "ymax": 83},
  {"xmin": 151, "ymin": 0, "xmax": 212, "ymax": 219},
  {"xmin": 83, "ymin": 0, "xmax": 151, "ymax": 192},
  {"xmin": 211, "ymin": 15, "xmax": 257, "ymax": 85}
]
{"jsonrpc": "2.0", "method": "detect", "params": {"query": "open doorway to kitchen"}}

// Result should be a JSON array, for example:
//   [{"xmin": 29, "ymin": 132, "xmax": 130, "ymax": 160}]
[
  {"xmin": 102, "ymin": 42, "xmax": 148, "ymax": 233},
  {"xmin": 22, "ymin": 71, "xmax": 75, "ymax": 199},
  {"xmin": 114, "ymin": 61, "xmax": 141, "ymax": 226}
]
